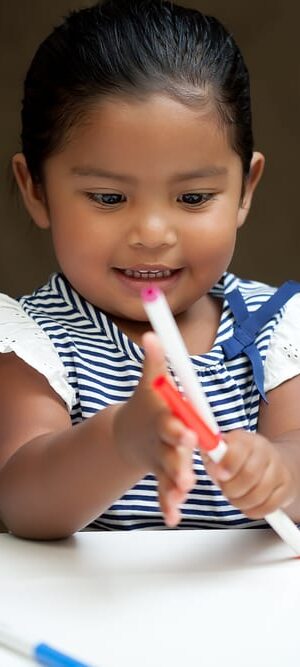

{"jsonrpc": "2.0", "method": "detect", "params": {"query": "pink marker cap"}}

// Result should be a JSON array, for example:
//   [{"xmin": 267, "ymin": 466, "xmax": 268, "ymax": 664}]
[{"xmin": 141, "ymin": 286, "xmax": 161, "ymax": 302}]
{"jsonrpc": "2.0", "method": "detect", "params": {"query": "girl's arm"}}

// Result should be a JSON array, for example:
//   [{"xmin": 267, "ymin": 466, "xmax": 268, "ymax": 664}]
[
  {"xmin": 0, "ymin": 353, "xmax": 144, "ymax": 538},
  {"xmin": 0, "ymin": 335, "xmax": 196, "ymax": 539}
]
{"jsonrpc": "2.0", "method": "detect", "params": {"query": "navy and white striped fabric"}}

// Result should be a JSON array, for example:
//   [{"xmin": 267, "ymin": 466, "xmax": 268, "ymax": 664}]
[{"xmin": 18, "ymin": 271, "xmax": 283, "ymax": 530}]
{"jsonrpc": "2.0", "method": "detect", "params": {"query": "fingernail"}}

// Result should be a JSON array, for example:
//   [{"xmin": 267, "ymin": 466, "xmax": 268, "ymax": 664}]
[
  {"xmin": 216, "ymin": 468, "xmax": 231, "ymax": 481},
  {"xmin": 165, "ymin": 508, "xmax": 181, "ymax": 527}
]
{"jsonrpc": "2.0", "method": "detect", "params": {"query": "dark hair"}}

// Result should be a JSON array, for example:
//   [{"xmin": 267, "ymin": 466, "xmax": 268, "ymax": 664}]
[{"xmin": 21, "ymin": 0, "xmax": 253, "ymax": 184}]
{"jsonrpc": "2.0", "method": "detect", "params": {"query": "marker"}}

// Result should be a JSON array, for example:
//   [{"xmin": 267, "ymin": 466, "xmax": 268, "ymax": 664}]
[
  {"xmin": 142, "ymin": 285, "xmax": 300, "ymax": 557},
  {"xmin": 0, "ymin": 625, "xmax": 97, "ymax": 667},
  {"xmin": 141, "ymin": 286, "xmax": 227, "ymax": 462},
  {"xmin": 153, "ymin": 374, "xmax": 221, "ymax": 452}
]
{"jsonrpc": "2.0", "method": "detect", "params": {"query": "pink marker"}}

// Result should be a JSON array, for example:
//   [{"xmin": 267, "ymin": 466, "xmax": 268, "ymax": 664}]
[
  {"xmin": 141, "ymin": 285, "xmax": 226, "ymax": 462},
  {"xmin": 142, "ymin": 286, "xmax": 300, "ymax": 557}
]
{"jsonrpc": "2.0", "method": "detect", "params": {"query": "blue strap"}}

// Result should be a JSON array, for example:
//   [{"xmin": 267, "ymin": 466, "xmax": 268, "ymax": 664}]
[{"xmin": 221, "ymin": 280, "xmax": 300, "ymax": 402}]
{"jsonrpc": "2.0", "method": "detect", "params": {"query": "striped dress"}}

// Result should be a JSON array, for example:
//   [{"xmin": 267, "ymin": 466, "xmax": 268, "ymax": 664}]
[{"xmin": 17, "ymin": 271, "xmax": 290, "ymax": 530}]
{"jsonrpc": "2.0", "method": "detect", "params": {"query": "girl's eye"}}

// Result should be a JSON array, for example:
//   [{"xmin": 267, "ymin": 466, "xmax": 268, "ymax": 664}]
[
  {"xmin": 86, "ymin": 192, "xmax": 126, "ymax": 206},
  {"xmin": 177, "ymin": 193, "xmax": 214, "ymax": 206}
]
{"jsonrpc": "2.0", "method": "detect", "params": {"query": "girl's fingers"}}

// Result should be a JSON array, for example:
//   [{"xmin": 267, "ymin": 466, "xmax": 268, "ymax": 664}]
[
  {"xmin": 211, "ymin": 430, "xmax": 253, "ymax": 481},
  {"xmin": 158, "ymin": 437, "xmax": 195, "ymax": 491},
  {"xmin": 158, "ymin": 412, "xmax": 198, "ymax": 450},
  {"xmin": 157, "ymin": 471, "xmax": 187, "ymax": 527},
  {"xmin": 155, "ymin": 429, "xmax": 196, "ymax": 526},
  {"xmin": 219, "ymin": 442, "xmax": 270, "ymax": 500},
  {"xmin": 244, "ymin": 478, "xmax": 294, "ymax": 519},
  {"xmin": 218, "ymin": 447, "xmax": 294, "ymax": 518},
  {"xmin": 141, "ymin": 331, "xmax": 168, "ymax": 385},
  {"xmin": 209, "ymin": 431, "xmax": 271, "ymax": 485},
  {"xmin": 228, "ymin": 461, "xmax": 277, "ymax": 512},
  {"xmin": 200, "ymin": 430, "xmax": 296, "ymax": 518},
  {"xmin": 156, "ymin": 411, "xmax": 197, "ymax": 488}
]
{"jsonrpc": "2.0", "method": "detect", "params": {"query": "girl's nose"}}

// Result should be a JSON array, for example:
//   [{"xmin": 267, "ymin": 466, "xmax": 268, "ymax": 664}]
[{"xmin": 128, "ymin": 213, "xmax": 177, "ymax": 249}]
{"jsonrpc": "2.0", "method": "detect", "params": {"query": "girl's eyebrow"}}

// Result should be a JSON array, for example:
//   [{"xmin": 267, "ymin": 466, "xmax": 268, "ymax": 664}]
[
  {"xmin": 173, "ymin": 166, "xmax": 228, "ymax": 181},
  {"xmin": 70, "ymin": 165, "xmax": 228, "ymax": 182},
  {"xmin": 70, "ymin": 166, "xmax": 136, "ymax": 183}
]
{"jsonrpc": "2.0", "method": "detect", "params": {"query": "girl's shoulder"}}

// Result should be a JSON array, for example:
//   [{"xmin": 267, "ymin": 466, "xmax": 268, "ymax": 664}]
[
  {"xmin": 213, "ymin": 272, "xmax": 277, "ymax": 311},
  {"xmin": 0, "ymin": 289, "xmax": 75, "ymax": 411},
  {"xmin": 223, "ymin": 272, "xmax": 300, "ymax": 314},
  {"xmin": 264, "ymin": 292, "xmax": 300, "ymax": 393},
  {"xmin": 223, "ymin": 272, "xmax": 277, "ymax": 300}
]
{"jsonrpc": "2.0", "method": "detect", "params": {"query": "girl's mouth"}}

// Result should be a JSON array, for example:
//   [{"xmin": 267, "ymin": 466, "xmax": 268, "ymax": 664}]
[
  {"xmin": 122, "ymin": 268, "xmax": 173, "ymax": 280},
  {"xmin": 114, "ymin": 267, "xmax": 183, "ymax": 292}
]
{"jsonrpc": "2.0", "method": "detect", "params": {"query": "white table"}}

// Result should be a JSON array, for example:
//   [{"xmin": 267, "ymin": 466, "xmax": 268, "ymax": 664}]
[{"xmin": 0, "ymin": 529, "xmax": 299, "ymax": 666}]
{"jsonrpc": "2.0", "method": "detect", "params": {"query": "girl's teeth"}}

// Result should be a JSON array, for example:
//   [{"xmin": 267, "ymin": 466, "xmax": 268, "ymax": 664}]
[{"xmin": 124, "ymin": 269, "xmax": 172, "ymax": 279}]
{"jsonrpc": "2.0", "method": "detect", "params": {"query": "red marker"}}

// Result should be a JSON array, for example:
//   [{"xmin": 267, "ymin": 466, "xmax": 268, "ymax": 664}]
[{"xmin": 152, "ymin": 375, "xmax": 221, "ymax": 452}]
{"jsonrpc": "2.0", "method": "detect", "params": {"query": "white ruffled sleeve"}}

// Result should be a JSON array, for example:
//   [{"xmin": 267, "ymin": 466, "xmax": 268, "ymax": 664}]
[
  {"xmin": 264, "ymin": 293, "xmax": 300, "ymax": 393},
  {"xmin": 0, "ymin": 293, "xmax": 76, "ymax": 411}
]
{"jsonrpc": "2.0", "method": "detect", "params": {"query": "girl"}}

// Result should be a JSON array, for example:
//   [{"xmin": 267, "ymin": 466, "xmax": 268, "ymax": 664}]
[{"xmin": 0, "ymin": 0, "xmax": 300, "ymax": 539}]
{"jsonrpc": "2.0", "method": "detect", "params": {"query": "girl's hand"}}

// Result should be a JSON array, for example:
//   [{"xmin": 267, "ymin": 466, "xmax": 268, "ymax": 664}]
[
  {"xmin": 114, "ymin": 331, "xmax": 197, "ymax": 527},
  {"xmin": 203, "ymin": 429, "xmax": 297, "ymax": 519}
]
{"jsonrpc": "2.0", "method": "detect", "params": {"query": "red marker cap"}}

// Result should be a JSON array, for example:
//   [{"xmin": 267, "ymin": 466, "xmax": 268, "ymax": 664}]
[{"xmin": 152, "ymin": 375, "xmax": 220, "ymax": 452}]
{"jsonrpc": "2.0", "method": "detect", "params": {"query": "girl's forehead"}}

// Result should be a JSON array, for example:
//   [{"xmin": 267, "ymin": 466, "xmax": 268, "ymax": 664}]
[
  {"xmin": 64, "ymin": 94, "xmax": 234, "ymax": 157},
  {"xmin": 44, "ymin": 94, "xmax": 242, "ymax": 182},
  {"xmin": 74, "ymin": 94, "xmax": 221, "ymax": 138}
]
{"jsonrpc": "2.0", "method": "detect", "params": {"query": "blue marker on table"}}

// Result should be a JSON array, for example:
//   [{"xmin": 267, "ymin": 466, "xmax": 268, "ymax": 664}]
[{"xmin": 0, "ymin": 625, "xmax": 97, "ymax": 666}]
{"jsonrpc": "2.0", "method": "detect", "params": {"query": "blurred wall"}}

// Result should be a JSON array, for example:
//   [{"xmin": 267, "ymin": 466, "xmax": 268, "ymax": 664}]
[{"xmin": 1, "ymin": 0, "xmax": 299, "ymax": 297}]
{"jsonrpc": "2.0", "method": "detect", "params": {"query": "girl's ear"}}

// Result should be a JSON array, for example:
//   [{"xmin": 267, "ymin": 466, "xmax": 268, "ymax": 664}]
[
  {"xmin": 12, "ymin": 153, "xmax": 50, "ymax": 229},
  {"xmin": 237, "ymin": 151, "xmax": 265, "ymax": 228}
]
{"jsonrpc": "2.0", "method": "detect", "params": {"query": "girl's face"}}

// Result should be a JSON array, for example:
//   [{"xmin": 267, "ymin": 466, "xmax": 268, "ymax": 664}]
[{"xmin": 15, "ymin": 95, "xmax": 264, "ymax": 332}]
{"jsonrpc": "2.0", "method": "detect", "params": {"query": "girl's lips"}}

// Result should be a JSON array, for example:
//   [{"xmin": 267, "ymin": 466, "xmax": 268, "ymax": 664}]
[{"xmin": 113, "ymin": 267, "xmax": 183, "ymax": 293}]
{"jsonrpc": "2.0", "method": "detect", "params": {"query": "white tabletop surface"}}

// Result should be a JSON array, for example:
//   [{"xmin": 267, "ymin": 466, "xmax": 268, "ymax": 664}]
[{"xmin": 0, "ymin": 528, "xmax": 299, "ymax": 666}]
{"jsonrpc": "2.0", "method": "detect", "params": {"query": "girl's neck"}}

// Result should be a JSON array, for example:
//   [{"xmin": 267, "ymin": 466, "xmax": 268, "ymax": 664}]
[{"xmin": 110, "ymin": 294, "xmax": 223, "ymax": 356}]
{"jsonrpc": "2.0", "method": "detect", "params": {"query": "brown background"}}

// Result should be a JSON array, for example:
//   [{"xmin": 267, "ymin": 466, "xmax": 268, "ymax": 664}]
[{"xmin": 1, "ymin": 0, "xmax": 299, "ymax": 298}]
